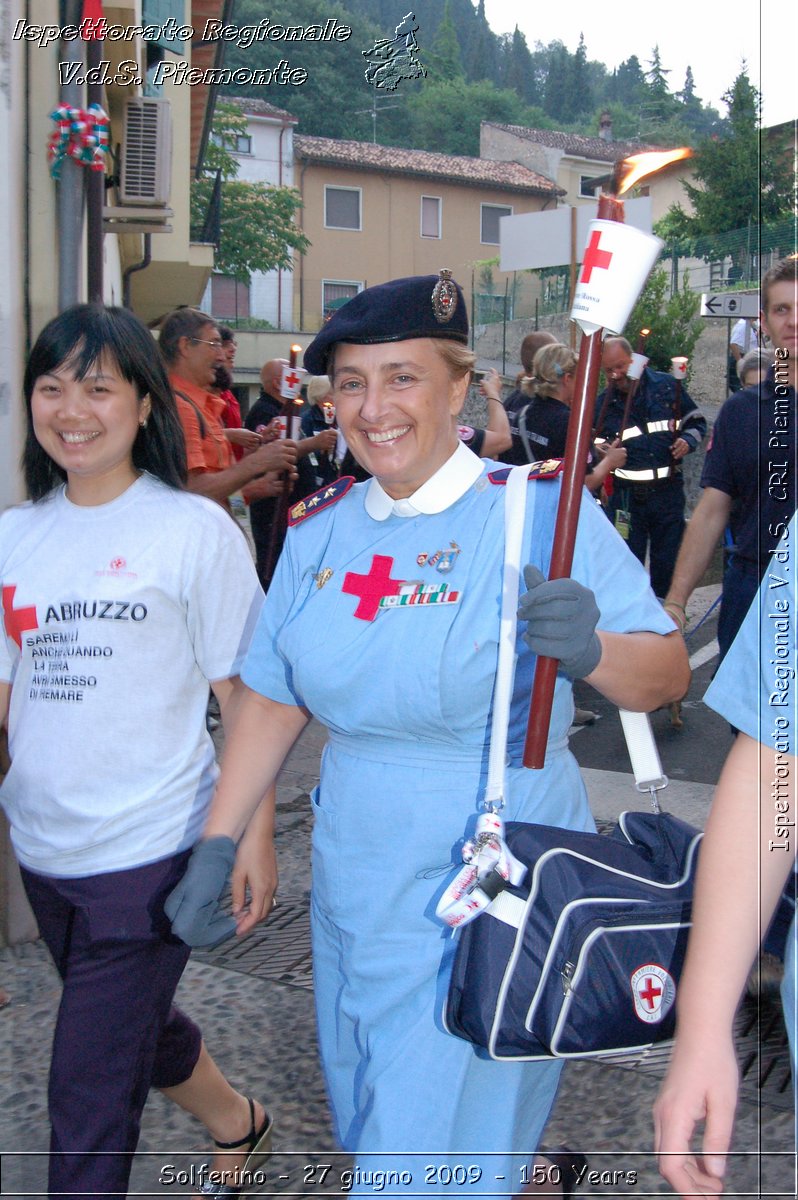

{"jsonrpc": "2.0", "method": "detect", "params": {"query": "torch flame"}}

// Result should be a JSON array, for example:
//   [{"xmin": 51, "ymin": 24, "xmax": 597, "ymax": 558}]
[{"xmin": 617, "ymin": 148, "xmax": 693, "ymax": 196}]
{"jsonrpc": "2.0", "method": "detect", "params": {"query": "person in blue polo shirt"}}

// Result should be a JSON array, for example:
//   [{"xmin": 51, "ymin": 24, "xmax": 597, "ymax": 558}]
[
  {"xmin": 665, "ymin": 257, "xmax": 797, "ymax": 661},
  {"xmin": 168, "ymin": 271, "xmax": 688, "ymax": 1196},
  {"xmin": 654, "ymin": 511, "xmax": 797, "ymax": 1197}
]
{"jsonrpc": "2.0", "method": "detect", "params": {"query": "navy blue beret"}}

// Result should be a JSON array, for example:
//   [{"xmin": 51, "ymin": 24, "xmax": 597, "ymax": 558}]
[{"xmin": 304, "ymin": 270, "xmax": 468, "ymax": 375}]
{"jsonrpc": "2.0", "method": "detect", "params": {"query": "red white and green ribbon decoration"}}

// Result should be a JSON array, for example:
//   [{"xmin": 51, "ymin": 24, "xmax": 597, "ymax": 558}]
[{"xmin": 48, "ymin": 104, "xmax": 110, "ymax": 178}]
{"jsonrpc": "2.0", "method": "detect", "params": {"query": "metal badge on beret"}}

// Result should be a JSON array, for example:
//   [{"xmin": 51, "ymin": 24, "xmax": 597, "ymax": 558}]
[{"xmin": 431, "ymin": 268, "xmax": 458, "ymax": 324}]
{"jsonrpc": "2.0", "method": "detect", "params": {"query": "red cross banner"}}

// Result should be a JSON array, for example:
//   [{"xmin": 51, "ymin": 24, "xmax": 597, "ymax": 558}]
[
  {"xmin": 570, "ymin": 219, "xmax": 663, "ymax": 336},
  {"xmin": 280, "ymin": 363, "xmax": 306, "ymax": 400}
]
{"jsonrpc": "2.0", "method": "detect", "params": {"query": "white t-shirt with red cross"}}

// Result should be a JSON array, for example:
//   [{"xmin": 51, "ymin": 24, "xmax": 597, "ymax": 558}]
[{"xmin": 0, "ymin": 473, "xmax": 262, "ymax": 877}]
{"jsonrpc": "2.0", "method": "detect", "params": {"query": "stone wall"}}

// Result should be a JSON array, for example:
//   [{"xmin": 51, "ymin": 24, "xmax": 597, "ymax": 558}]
[
  {"xmin": 473, "ymin": 314, "xmax": 733, "ymax": 412},
  {"xmin": 467, "ymin": 314, "xmax": 741, "ymax": 515}
]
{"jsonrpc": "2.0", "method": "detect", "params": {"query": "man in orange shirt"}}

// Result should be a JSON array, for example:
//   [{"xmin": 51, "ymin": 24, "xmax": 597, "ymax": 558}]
[{"xmin": 159, "ymin": 308, "xmax": 296, "ymax": 508}]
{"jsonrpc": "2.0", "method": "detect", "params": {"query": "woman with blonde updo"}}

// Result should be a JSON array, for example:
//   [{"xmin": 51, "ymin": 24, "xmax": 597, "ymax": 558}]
[{"xmin": 522, "ymin": 343, "xmax": 626, "ymax": 494}]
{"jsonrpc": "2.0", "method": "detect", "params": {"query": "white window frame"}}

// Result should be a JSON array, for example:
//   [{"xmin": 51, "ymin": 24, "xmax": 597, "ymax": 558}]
[
  {"xmin": 480, "ymin": 203, "xmax": 513, "ymax": 245},
  {"xmin": 579, "ymin": 175, "xmax": 600, "ymax": 198},
  {"xmin": 234, "ymin": 134, "xmax": 252, "ymax": 155},
  {"xmin": 324, "ymin": 185, "xmax": 363, "ymax": 231},
  {"xmin": 322, "ymin": 280, "xmax": 364, "ymax": 318},
  {"xmin": 420, "ymin": 195, "xmax": 442, "ymax": 239}
]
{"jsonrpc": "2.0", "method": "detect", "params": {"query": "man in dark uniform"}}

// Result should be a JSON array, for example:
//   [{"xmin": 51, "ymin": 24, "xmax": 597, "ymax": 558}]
[
  {"xmin": 664, "ymin": 257, "xmax": 797, "ymax": 658},
  {"xmin": 245, "ymin": 359, "xmax": 337, "ymax": 590},
  {"xmin": 595, "ymin": 337, "xmax": 707, "ymax": 599}
]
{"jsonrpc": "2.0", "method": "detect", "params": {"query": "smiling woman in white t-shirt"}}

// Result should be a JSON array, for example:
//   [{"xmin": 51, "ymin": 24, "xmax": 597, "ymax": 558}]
[{"xmin": 0, "ymin": 305, "xmax": 274, "ymax": 1200}]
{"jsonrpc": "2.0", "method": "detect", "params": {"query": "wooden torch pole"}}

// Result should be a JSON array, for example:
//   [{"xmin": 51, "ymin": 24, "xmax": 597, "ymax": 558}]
[{"xmin": 522, "ymin": 189, "xmax": 625, "ymax": 769}]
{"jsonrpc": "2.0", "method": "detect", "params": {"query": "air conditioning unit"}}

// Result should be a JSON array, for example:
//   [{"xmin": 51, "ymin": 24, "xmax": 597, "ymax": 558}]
[{"xmin": 120, "ymin": 97, "xmax": 172, "ymax": 206}]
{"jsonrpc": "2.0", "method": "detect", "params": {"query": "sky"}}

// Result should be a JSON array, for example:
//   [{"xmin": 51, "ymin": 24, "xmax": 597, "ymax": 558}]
[{"xmin": 482, "ymin": 0, "xmax": 797, "ymax": 130}]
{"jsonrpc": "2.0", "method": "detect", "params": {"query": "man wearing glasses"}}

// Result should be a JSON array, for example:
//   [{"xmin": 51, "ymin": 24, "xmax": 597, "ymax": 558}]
[{"xmin": 159, "ymin": 308, "xmax": 296, "ymax": 511}]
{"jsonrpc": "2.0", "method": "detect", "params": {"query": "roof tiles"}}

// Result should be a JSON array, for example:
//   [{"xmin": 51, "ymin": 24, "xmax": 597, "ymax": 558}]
[{"xmin": 293, "ymin": 134, "xmax": 564, "ymax": 195}]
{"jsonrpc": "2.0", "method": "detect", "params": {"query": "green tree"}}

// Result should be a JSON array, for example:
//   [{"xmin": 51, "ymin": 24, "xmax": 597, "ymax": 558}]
[
  {"xmin": 463, "ymin": 0, "xmax": 499, "ymax": 83},
  {"xmin": 564, "ymin": 33, "xmax": 592, "ymax": 122},
  {"xmin": 405, "ymin": 78, "xmax": 531, "ymax": 156},
  {"xmin": 426, "ymin": 0, "xmax": 464, "ymax": 81},
  {"xmin": 191, "ymin": 103, "xmax": 309, "ymax": 282},
  {"xmin": 679, "ymin": 65, "xmax": 698, "ymax": 107},
  {"xmin": 645, "ymin": 46, "xmax": 671, "ymax": 100},
  {"xmin": 675, "ymin": 66, "xmax": 722, "ymax": 139},
  {"xmin": 623, "ymin": 270, "xmax": 702, "ymax": 372},
  {"xmin": 501, "ymin": 27, "xmax": 537, "ymax": 107},
  {"xmin": 223, "ymin": 0, "xmax": 384, "ymax": 141},
  {"xmin": 639, "ymin": 45, "xmax": 681, "ymax": 134},
  {"xmin": 589, "ymin": 101, "xmax": 640, "ymax": 141},
  {"xmin": 543, "ymin": 41, "xmax": 571, "ymax": 121},
  {"xmin": 659, "ymin": 69, "xmax": 792, "ymax": 272},
  {"xmin": 608, "ymin": 55, "xmax": 646, "ymax": 109}
]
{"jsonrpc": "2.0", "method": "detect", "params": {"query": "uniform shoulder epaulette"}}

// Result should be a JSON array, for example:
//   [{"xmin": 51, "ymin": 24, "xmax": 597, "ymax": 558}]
[
  {"xmin": 487, "ymin": 459, "xmax": 564, "ymax": 485},
  {"xmin": 288, "ymin": 476, "xmax": 355, "ymax": 526}
]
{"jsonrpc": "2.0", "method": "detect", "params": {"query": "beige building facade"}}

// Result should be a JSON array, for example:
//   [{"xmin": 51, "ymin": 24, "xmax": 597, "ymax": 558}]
[
  {"xmin": 292, "ymin": 136, "xmax": 564, "ymax": 334},
  {"xmin": 480, "ymin": 120, "xmax": 697, "ymax": 225}
]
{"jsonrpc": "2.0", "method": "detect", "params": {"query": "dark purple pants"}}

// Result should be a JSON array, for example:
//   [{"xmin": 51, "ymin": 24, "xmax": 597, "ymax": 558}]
[{"xmin": 21, "ymin": 853, "xmax": 202, "ymax": 1200}]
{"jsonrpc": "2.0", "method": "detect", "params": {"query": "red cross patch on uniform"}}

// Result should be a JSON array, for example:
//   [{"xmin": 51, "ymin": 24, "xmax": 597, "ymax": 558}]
[
  {"xmin": 342, "ymin": 554, "xmax": 461, "ymax": 621},
  {"xmin": 288, "ymin": 477, "xmax": 355, "ymax": 526}
]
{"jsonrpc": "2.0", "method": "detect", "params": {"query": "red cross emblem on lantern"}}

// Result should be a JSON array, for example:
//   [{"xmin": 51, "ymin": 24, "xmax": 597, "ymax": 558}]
[
  {"xmin": 2, "ymin": 585, "xmax": 39, "ymax": 648},
  {"xmin": 579, "ymin": 229, "xmax": 613, "ymax": 284}
]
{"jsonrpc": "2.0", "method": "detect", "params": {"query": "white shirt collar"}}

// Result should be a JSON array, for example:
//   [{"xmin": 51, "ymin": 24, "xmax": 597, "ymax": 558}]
[{"xmin": 364, "ymin": 441, "xmax": 484, "ymax": 520}]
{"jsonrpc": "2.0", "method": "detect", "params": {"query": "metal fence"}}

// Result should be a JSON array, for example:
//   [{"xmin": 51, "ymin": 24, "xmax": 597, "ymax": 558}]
[
  {"xmin": 473, "ymin": 217, "xmax": 796, "ymax": 329},
  {"xmin": 661, "ymin": 216, "xmax": 795, "ymax": 295}
]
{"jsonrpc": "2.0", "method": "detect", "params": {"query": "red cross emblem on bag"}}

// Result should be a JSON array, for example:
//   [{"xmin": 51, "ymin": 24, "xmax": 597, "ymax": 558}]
[{"xmin": 630, "ymin": 964, "xmax": 675, "ymax": 1024}]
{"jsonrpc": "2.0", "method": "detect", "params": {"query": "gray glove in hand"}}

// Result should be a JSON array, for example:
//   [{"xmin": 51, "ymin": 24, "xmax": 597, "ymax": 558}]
[
  {"xmin": 518, "ymin": 565, "xmax": 602, "ymax": 680},
  {"xmin": 165, "ymin": 836, "xmax": 237, "ymax": 949}
]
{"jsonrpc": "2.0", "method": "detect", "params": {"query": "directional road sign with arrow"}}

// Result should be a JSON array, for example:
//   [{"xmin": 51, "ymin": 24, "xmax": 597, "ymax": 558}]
[{"xmin": 700, "ymin": 292, "xmax": 760, "ymax": 318}]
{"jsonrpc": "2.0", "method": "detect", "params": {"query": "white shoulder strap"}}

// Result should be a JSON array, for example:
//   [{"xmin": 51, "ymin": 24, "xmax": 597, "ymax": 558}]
[
  {"xmin": 484, "ymin": 465, "xmax": 668, "ymax": 807},
  {"xmin": 619, "ymin": 709, "xmax": 669, "ymax": 804},
  {"xmin": 484, "ymin": 465, "xmax": 533, "ymax": 808}
]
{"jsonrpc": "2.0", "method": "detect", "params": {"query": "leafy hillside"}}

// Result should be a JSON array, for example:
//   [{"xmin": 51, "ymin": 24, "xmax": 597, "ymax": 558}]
[{"xmin": 224, "ymin": 0, "xmax": 725, "ymax": 154}]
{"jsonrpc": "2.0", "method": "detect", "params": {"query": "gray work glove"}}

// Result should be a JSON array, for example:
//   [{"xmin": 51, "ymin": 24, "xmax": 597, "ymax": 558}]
[
  {"xmin": 518, "ymin": 565, "xmax": 602, "ymax": 680},
  {"xmin": 165, "ymin": 836, "xmax": 237, "ymax": 949}
]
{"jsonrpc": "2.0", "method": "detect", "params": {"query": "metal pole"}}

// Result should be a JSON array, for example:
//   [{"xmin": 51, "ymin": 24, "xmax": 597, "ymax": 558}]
[
  {"xmin": 86, "ymin": 34, "xmax": 104, "ymax": 303},
  {"xmin": 57, "ymin": 0, "xmax": 86, "ymax": 311}
]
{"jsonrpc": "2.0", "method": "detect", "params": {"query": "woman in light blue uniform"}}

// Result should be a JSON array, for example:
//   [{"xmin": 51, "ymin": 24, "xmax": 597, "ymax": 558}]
[
  {"xmin": 168, "ymin": 273, "xmax": 688, "ymax": 1195},
  {"xmin": 655, "ymin": 512, "xmax": 797, "ymax": 1197}
]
